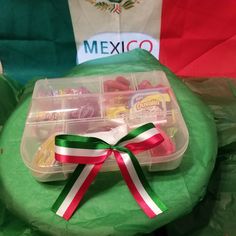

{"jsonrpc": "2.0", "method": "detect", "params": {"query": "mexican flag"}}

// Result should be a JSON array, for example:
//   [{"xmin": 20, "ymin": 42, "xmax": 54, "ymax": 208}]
[{"xmin": 0, "ymin": 0, "xmax": 236, "ymax": 83}]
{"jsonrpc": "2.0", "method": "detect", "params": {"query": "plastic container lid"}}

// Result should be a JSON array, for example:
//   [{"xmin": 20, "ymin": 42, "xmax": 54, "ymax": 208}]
[{"xmin": 21, "ymin": 70, "xmax": 189, "ymax": 182}]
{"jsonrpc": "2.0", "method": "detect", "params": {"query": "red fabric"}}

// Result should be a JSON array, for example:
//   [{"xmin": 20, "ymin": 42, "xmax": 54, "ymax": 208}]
[{"xmin": 159, "ymin": 0, "xmax": 236, "ymax": 79}]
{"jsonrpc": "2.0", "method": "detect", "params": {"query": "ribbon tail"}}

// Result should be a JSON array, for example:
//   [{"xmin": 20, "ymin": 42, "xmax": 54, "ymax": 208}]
[
  {"xmin": 114, "ymin": 151, "xmax": 167, "ymax": 218},
  {"xmin": 51, "ymin": 164, "xmax": 102, "ymax": 220}
]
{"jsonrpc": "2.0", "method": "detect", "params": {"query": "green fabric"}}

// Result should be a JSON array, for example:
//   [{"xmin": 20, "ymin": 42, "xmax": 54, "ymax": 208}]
[
  {"xmin": 0, "ymin": 49, "xmax": 217, "ymax": 236},
  {"xmin": 167, "ymin": 78, "xmax": 236, "ymax": 236},
  {"xmin": 0, "ymin": 74, "xmax": 22, "ymax": 129},
  {"xmin": 0, "ymin": 0, "xmax": 76, "ymax": 84}
]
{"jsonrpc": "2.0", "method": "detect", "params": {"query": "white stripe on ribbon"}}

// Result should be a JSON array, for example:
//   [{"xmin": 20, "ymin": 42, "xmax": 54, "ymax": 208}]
[
  {"xmin": 119, "ymin": 128, "xmax": 159, "ymax": 147},
  {"xmin": 56, "ymin": 164, "xmax": 94, "ymax": 217},
  {"xmin": 55, "ymin": 146, "xmax": 108, "ymax": 157},
  {"xmin": 120, "ymin": 152, "xmax": 163, "ymax": 215}
]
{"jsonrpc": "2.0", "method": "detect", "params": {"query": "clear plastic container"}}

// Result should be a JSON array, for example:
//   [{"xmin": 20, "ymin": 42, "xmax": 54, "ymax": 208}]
[{"xmin": 21, "ymin": 71, "xmax": 189, "ymax": 182}]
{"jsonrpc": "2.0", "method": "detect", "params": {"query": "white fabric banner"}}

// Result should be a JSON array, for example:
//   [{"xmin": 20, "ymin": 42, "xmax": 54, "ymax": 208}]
[{"xmin": 68, "ymin": 0, "xmax": 163, "ymax": 63}]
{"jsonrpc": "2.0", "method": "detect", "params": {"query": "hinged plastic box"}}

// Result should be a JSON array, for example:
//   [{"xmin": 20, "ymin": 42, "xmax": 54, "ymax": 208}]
[{"xmin": 21, "ymin": 70, "xmax": 189, "ymax": 182}]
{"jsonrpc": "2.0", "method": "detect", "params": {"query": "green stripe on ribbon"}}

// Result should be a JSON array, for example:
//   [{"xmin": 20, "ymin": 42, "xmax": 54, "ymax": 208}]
[
  {"xmin": 116, "ymin": 123, "xmax": 155, "ymax": 145},
  {"xmin": 51, "ymin": 164, "xmax": 85, "ymax": 213},
  {"xmin": 55, "ymin": 135, "xmax": 110, "ymax": 150},
  {"xmin": 124, "ymin": 148, "xmax": 168, "ymax": 212}
]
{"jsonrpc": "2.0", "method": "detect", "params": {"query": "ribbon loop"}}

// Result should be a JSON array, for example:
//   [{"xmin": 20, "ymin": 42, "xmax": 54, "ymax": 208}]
[
  {"xmin": 116, "ymin": 123, "xmax": 164, "ymax": 154},
  {"xmin": 52, "ymin": 123, "xmax": 167, "ymax": 220}
]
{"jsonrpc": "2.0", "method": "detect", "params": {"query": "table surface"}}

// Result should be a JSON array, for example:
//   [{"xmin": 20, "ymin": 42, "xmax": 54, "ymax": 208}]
[{"xmin": 0, "ymin": 50, "xmax": 218, "ymax": 236}]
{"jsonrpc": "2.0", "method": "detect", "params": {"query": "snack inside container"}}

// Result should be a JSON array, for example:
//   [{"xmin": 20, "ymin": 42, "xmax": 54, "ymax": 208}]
[{"xmin": 21, "ymin": 70, "xmax": 189, "ymax": 182}]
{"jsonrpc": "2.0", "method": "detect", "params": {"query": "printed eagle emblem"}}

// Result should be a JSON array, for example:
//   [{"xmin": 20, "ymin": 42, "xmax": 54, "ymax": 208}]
[
  {"xmin": 86, "ymin": 0, "xmax": 141, "ymax": 14},
  {"xmin": 108, "ymin": 0, "xmax": 123, "ymax": 2}
]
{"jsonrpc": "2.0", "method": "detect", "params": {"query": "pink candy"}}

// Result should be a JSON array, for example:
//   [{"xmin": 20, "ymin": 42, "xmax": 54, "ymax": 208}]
[
  {"xmin": 37, "ymin": 86, "xmax": 91, "ymax": 97},
  {"xmin": 103, "ymin": 76, "xmax": 167, "ymax": 92},
  {"xmin": 35, "ymin": 86, "xmax": 100, "ymax": 122},
  {"xmin": 116, "ymin": 76, "xmax": 130, "ymax": 86},
  {"xmin": 138, "ymin": 80, "xmax": 153, "ymax": 89},
  {"xmin": 138, "ymin": 80, "xmax": 167, "ymax": 90},
  {"xmin": 75, "ymin": 87, "xmax": 91, "ymax": 95},
  {"xmin": 151, "ymin": 126, "xmax": 176, "ymax": 156},
  {"xmin": 104, "ymin": 76, "xmax": 131, "ymax": 92}
]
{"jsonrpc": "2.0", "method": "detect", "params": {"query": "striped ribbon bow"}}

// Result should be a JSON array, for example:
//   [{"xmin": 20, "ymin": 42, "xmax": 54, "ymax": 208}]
[{"xmin": 52, "ymin": 123, "xmax": 167, "ymax": 220}]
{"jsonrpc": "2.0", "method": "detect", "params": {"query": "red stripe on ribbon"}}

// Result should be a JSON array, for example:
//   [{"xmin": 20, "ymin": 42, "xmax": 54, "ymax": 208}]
[
  {"xmin": 125, "ymin": 133, "xmax": 164, "ymax": 154},
  {"xmin": 114, "ymin": 151, "xmax": 156, "ymax": 218},
  {"xmin": 63, "ymin": 164, "xmax": 103, "ymax": 220},
  {"xmin": 55, "ymin": 153, "xmax": 108, "ymax": 164}
]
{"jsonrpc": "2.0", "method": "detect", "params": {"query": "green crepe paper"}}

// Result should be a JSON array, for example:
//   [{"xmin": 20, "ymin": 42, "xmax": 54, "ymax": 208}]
[
  {"xmin": 167, "ymin": 78, "xmax": 236, "ymax": 236},
  {"xmin": 0, "ymin": 75, "xmax": 22, "ymax": 129},
  {"xmin": 0, "ymin": 49, "xmax": 217, "ymax": 236}
]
